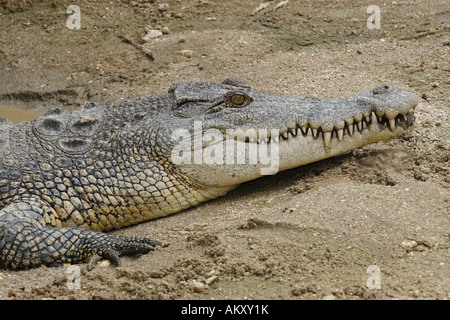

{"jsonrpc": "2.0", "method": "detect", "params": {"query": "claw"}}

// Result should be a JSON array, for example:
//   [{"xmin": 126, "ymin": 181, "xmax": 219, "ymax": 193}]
[
  {"xmin": 87, "ymin": 247, "xmax": 121, "ymax": 270},
  {"xmin": 87, "ymin": 254, "xmax": 104, "ymax": 271},
  {"xmin": 86, "ymin": 235, "xmax": 161, "ymax": 270}
]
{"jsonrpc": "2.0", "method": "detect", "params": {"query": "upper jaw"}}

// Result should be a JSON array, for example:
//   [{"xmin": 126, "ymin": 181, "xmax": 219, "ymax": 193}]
[
  {"xmin": 241, "ymin": 85, "xmax": 418, "ymax": 147},
  {"xmin": 226, "ymin": 109, "xmax": 415, "ymax": 148}
]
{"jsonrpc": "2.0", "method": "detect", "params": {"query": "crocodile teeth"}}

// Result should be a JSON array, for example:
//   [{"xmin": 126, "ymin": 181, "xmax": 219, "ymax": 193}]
[
  {"xmin": 323, "ymin": 131, "xmax": 331, "ymax": 147},
  {"xmin": 290, "ymin": 128, "xmax": 297, "ymax": 137},
  {"xmin": 389, "ymin": 119, "xmax": 396, "ymax": 131},
  {"xmin": 337, "ymin": 128, "xmax": 344, "ymax": 141},
  {"xmin": 272, "ymin": 109, "xmax": 408, "ymax": 148},
  {"xmin": 356, "ymin": 121, "xmax": 362, "ymax": 131},
  {"xmin": 347, "ymin": 124, "xmax": 353, "ymax": 136},
  {"xmin": 306, "ymin": 127, "xmax": 312, "ymax": 136}
]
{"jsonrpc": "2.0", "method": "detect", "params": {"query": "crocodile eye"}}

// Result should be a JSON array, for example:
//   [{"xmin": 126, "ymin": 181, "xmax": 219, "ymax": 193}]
[
  {"xmin": 224, "ymin": 91, "xmax": 252, "ymax": 107},
  {"xmin": 231, "ymin": 94, "xmax": 245, "ymax": 105}
]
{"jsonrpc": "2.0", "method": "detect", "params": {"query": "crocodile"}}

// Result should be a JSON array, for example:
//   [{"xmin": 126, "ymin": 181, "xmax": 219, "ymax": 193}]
[{"xmin": 0, "ymin": 79, "xmax": 418, "ymax": 270}]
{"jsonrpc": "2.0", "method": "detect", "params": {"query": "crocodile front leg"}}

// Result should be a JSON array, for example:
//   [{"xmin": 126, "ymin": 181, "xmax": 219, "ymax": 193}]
[{"xmin": 0, "ymin": 199, "xmax": 160, "ymax": 270}]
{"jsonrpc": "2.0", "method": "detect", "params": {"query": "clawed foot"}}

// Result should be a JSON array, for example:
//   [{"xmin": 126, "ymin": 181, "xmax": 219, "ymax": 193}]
[
  {"xmin": 0, "ymin": 200, "xmax": 163, "ymax": 270},
  {"xmin": 87, "ymin": 235, "xmax": 162, "ymax": 270}
]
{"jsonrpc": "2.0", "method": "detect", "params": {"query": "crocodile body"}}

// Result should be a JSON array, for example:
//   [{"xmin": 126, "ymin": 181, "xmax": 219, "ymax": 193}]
[{"xmin": 0, "ymin": 79, "xmax": 417, "ymax": 269}]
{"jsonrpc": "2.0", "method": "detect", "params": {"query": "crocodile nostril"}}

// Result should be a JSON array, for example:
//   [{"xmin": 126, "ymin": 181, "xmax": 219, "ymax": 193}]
[{"xmin": 372, "ymin": 85, "xmax": 390, "ymax": 95}]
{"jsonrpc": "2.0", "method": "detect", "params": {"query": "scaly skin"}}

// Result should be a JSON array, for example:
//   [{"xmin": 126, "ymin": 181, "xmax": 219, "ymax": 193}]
[{"xmin": 0, "ymin": 79, "xmax": 418, "ymax": 269}]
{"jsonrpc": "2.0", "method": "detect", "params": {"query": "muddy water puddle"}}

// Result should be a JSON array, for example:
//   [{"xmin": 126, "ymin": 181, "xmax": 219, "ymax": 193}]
[{"xmin": 0, "ymin": 104, "xmax": 48, "ymax": 123}]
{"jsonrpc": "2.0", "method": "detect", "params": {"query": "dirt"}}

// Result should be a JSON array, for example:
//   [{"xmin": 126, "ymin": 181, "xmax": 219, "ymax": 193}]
[{"xmin": 0, "ymin": 0, "xmax": 448, "ymax": 300}]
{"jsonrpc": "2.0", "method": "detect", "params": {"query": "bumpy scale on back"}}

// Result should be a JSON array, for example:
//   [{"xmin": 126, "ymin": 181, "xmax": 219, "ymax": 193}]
[{"xmin": 0, "ymin": 79, "xmax": 418, "ymax": 269}]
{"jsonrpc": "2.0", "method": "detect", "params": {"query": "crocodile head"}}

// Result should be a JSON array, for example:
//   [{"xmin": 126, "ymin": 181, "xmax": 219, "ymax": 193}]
[{"xmin": 152, "ymin": 79, "xmax": 418, "ymax": 187}]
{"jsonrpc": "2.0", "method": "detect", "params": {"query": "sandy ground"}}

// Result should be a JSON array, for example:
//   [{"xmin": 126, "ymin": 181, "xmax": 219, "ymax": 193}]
[{"xmin": 0, "ymin": 0, "xmax": 448, "ymax": 300}]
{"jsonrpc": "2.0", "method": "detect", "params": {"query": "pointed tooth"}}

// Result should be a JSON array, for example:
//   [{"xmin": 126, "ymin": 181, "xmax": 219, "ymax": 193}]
[
  {"xmin": 389, "ymin": 118, "xmax": 395, "ymax": 131},
  {"xmin": 306, "ymin": 127, "xmax": 312, "ymax": 136},
  {"xmin": 323, "ymin": 131, "xmax": 331, "ymax": 147},
  {"xmin": 356, "ymin": 121, "xmax": 362, "ymax": 131},
  {"xmin": 362, "ymin": 121, "xmax": 366, "ymax": 129},
  {"xmin": 312, "ymin": 128, "xmax": 318, "ymax": 138},
  {"xmin": 337, "ymin": 128, "xmax": 344, "ymax": 140},
  {"xmin": 371, "ymin": 112, "xmax": 377, "ymax": 124},
  {"xmin": 281, "ymin": 131, "xmax": 288, "ymax": 139},
  {"xmin": 300, "ymin": 126, "xmax": 306, "ymax": 135},
  {"xmin": 370, "ymin": 112, "xmax": 378, "ymax": 127},
  {"xmin": 347, "ymin": 124, "xmax": 353, "ymax": 136},
  {"xmin": 402, "ymin": 114, "xmax": 407, "ymax": 122},
  {"xmin": 290, "ymin": 128, "xmax": 297, "ymax": 137}
]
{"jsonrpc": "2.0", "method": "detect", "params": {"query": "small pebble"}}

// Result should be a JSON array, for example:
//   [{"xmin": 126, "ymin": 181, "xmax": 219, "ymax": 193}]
[
  {"xmin": 190, "ymin": 281, "xmax": 205, "ymax": 293},
  {"xmin": 98, "ymin": 260, "xmax": 111, "ymax": 268},
  {"xmin": 161, "ymin": 26, "xmax": 170, "ymax": 34},
  {"xmin": 178, "ymin": 49, "xmax": 194, "ymax": 58},
  {"xmin": 206, "ymin": 275, "xmax": 218, "ymax": 285},
  {"xmin": 401, "ymin": 239, "xmax": 417, "ymax": 249}
]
